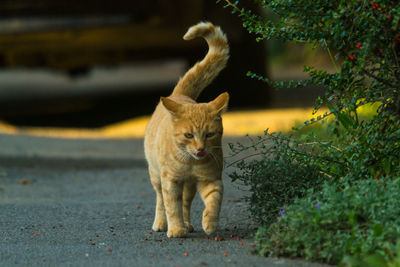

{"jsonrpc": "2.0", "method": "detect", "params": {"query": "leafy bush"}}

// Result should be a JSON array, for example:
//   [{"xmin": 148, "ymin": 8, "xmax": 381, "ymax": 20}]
[
  {"xmin": 229, "ymin": 132, "xmax": 324, "ymax": 225},
  {"xmin": 341, "ymin": 240, "xmax": 400, "ymax": 267},
  {"xmin": 292, "ymin": 102, "xmax": 381, "ymax": 140},
  {"xmin": 221, "ymin": 0, "xmax": 400, "ymax": 264},
  {"xmin": 255, "ymin": 178, "xmax": 400, "ymax": 265},
  {"xmin": 221, "ymin": 0, "xmax": 400, "ymax": 180}
]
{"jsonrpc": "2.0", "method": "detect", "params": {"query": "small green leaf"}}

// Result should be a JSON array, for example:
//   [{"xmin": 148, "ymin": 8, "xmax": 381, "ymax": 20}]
[
  {"xmin": 340, "ymin": 255, "xmax": 367, "ymax": 267},
  {"xmin": 372, "ymin": 224, "xmax": 383, "ymax": 237},
  {"xmin": 364, "ymin": 253, "xmax": 388, "ymax": 267}
]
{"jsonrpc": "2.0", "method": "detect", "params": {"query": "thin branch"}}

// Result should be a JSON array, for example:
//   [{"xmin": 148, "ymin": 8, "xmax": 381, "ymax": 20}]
[
  {"xmin": 392, "ymin": 40, "xmax": 399, "ymax": 69},
  {"xmin": 286, "ymin": 144, "xmax": 346, "ymax": 166},
  {"xmin": 225, "ymin": 138, "xmax": 269, "ymax": 158},
  {"xmin": 324, "ymin": 39, "xmax": 340, "ymax": 73},
  {"xmin": 224, "ymin": 152, "xmax": 270, "ymax": 169},
  {"xmin": 300, "ymin": 142, "xmax": 342, "ymax": 152},
  {"xmin": 359, "ymin": 65, "xmax": 395, "ymax": 88}
]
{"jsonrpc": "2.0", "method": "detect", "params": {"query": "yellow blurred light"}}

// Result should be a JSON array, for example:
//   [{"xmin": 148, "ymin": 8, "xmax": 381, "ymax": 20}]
[{"xmin": 0, "ymin": 108, "xmax": 329, "ymax": 139}]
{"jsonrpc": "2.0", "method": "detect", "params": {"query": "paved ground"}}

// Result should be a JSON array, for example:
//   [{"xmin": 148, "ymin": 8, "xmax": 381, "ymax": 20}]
[{"xmin": 0, "ymin": 133, "xmax": 329, "ymax": 266}]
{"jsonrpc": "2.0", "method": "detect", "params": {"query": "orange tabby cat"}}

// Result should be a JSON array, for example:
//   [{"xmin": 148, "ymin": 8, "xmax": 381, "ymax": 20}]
[{"xmin": 144, "ymin": 22, "xmax": 229, "ymax": 238}]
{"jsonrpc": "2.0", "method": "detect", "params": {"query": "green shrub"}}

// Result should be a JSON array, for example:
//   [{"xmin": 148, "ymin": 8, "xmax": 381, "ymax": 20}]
[
  {"xmin": 341, "ymin": 240, "xmax": 400, "ymax": 267},
  {"xmin": 255, "ymin": 177, "xmax": 400, "ymax": 265},
  {"xmin": 229, "ymin": 132, "xmax": 324, "ymax": 225},
  {"xmin": 221, "ymin": 0, "xmax": 400, "ymax": 179},
  {"xmin": 292, "ymin": 102, "xmax": 381, "ymax": 140},
  {"xmin": 221, "ymin": 0, "xmax": 400, "ymax": 264}
]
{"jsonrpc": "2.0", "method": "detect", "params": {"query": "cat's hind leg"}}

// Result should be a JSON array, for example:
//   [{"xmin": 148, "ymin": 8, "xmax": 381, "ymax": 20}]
[
  {"xmin": 149, "ymin": 167, "xmax": 167, "ymax": 232},
  {"xmin": 198, "ymin": 179, "xmax": 223, "ymax": 235},
  {"xmin": 183, "ymin": 182, "xmax": 196, "ymax": 232}
]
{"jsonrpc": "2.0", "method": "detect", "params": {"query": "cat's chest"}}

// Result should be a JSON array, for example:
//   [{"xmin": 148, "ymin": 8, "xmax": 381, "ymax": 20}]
[{"xmin": 170, "ymin": 160, "xmax": 219, "ymax": 181}]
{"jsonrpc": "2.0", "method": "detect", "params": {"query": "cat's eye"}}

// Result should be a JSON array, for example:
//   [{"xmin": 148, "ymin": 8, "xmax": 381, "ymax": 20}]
[
  {"xmin": 184, "ymin": 133, "xmax": 194, "ymax": 139},
  {"xmin": 205, "ymin": 132, "xmax": 215, "ymax": 138}
]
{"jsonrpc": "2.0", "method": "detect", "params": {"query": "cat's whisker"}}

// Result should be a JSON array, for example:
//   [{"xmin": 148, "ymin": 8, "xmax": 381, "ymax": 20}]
[
  {"xmin": 181, "ymin": 149, "xmax": 192, "ymax": 161},
  {"xmin": 209, "ymin": 151, "xmax": 222, "ymax": 170}
]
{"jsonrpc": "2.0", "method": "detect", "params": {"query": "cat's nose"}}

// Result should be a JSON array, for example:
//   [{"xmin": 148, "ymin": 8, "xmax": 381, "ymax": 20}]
[{"xmin": 195, "ymin": 149, "xmax": 207, "ymax": 157}]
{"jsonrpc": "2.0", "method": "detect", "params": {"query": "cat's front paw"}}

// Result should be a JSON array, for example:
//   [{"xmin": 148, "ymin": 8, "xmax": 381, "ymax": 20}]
[
  {"xmin": 152, "ymin": 220, "xmax": 168, "ymax": 232},
  {"xmin": 167, "ymin": 226, "xmax": 188, "ymax": 238},
  {"xmin": 202, "ymin": 219, "xmax": 218, "ymax": 235}
]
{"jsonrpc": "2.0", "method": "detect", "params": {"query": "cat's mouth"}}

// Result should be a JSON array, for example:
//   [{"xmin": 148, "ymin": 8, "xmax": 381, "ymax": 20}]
[{"xmin": 191, "ymin": 149, "xmax": 208, "ymax": 160}]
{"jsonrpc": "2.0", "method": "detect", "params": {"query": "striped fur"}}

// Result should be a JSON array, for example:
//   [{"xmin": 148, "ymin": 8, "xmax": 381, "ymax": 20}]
[
  {"xmin": 173, "ymin": 21, "xmax": 229, "ymax": 100},
  {"xmin": 144, "ymin": 22, "xmax": 229, "ymax": 237}
]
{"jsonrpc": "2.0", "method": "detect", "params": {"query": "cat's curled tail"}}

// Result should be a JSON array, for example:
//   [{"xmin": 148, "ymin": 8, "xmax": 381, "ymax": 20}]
[{"xmin": 172, "ymin": 22, "xmax": 229, "ymax": 100}]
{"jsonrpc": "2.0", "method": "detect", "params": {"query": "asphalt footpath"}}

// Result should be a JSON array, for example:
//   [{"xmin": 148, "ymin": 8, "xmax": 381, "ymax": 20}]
[{"xmin": 0, "ymin": 133, "xmax": 329, "ymax": 267}]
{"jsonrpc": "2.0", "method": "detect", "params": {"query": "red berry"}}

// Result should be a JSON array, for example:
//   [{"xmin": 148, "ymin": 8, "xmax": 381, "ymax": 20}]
[
  {"xmin": 107, "ymin": 248, "xmax": 112, "ymax": 252},
  {"xmin": 136, "ymin": 205, "xmax": 140, "ymax": 209},
  {"xmin": 349, "ymin": 55, "xmax": 355, "ymax": 60},
  {"xmin": 206, "ymin": 236, "xmax": 210, "ymax": 240},
  {"xmin": 240, "ymin": 242, "xmax": 244, "ymax": 245},
  {"xmin": 223, "ymin": 253, "xmax": 228, "ymax": 257},
  {"xmin": 33, "ymin": 233, "xmax": 39, "ymax": 236},
  {"xmin": 356, "ymin": 43, "xmax": 362, "ymax": 49},
  {"xmin": 184, "ymin": 252, "xmax": 188, "ymax": 257},
  {"xmin": 237, "ymin": 237, "xmax": 240, "ymax": 241}
]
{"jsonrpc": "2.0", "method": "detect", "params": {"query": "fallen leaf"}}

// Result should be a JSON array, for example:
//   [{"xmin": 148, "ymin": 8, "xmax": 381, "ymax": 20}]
[{"xmin": 19, "ymin": 179, "xmax": 32, "ymax": 185}]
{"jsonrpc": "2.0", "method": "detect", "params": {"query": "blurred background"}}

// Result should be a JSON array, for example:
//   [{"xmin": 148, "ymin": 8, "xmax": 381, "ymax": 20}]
[{"xmin": 0, "ymin": 0, "xmax": 332, "ymax": 135}]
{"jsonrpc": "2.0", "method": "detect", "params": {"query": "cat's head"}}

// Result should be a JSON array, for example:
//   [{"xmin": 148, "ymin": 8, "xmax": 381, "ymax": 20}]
[{"xmin": 161, "ymin": 92, "xmax": 229, "ymax": 160}]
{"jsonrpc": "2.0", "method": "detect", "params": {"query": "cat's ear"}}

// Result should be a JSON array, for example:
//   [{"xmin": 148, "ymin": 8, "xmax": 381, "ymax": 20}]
[
  {"xmin": 161, "ymin": 97, "xmax": 182, "ymax": 118},
  {"xmin": 209, "ymin": 92, "xmax": 229, "ymax": 116}
]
